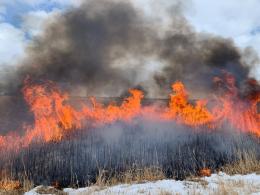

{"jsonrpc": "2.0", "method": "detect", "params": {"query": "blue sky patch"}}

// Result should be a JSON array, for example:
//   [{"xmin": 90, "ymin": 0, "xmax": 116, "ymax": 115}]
[
  {"xmin": 0, "ymin": 1, "xmax": 69, "ymax": 28},
  {"xmin": 250, "ymin": 26, "xmax": 260, "ymax": 36}
]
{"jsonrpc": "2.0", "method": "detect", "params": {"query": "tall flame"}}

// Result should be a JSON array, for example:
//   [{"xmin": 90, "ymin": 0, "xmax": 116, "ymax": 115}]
[
  {"xmin": 211, "ymin": 75, "xmax": 260, "ymax": 136},
  {"xmin": 0, "ymin": 74, "xmax": 259, "ymax": 151},
  {"xmin": 163, "ymin": 81, "xmax": 214, "ymax": 126},
  {"xmin": 22, "ymin": 80, "xmax": 82, "ymax": 143}
]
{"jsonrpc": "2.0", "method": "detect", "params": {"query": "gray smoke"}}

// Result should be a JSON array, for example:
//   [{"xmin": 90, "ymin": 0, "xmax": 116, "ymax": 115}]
[
  {"xmin": 0, "ymin": 0, "xmax": 259, "ymax": 133},
  {"xmin": 3, "ymin": 0, "xmax": 258, "ymax": 97},
  {"xmin": 6, "ymin": 0, "xmax": 156, "ymax": 96}
]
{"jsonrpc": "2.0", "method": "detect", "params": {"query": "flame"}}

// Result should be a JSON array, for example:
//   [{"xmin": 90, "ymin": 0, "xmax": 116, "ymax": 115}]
[
  {"xmin": 211, "ymin": 75, "xmax": 260, "ymax": 136},
  {"xmin": 163, "ymin": 82, "xmax": 214, "ymax": 126},
  {"xmin": 0, "ymin": 74, "xmax": 259, "ymax": 151},
  {"xmin": 22, "ymin": 80, "xmax": 82, "ymax": 143},
  {"xmin": 199, "ymin": 168, "xmax": 211, "ymax": 177},
  {"xmin": 81, "ymin": 89, "xmax": 144, "ymax": 125}
]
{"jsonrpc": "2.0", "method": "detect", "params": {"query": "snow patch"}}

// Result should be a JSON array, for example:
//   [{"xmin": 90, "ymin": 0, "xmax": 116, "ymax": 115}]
[{"xmin": 25, "ymin": 172, "xmax": 260, "ymax": 195}]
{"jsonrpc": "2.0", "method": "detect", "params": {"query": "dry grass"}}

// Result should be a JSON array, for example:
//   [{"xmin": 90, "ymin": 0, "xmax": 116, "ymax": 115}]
[
  {"xmin": 0, "ymin": 179, "xmax": 21, "ymax": 191},
  {"xmin": 221, "ymin": 151, "xmax": 260, "ymax": 175},
  {"xmin": 35, "ymin": 186, "xmax": 67, "ymax": 195},
  {"xmin": 0, "ymin": 179, "xmax": 21, "ymax": 195},
  {"xmin": 208, "ymin": 180, "xmax": 260, "ymax": 195},
  {"xmin": 208, "ymin": 182, "xmax": 241, "ymax": 195},
  {"xmin": 186, "ymin": 177, "xmax": 209, "ymax": 187},
  {"xmin": 186, "ymin": 178, "xmax": 260, "ymax": 195},
  {"xmin": 0, "ymin": 177, "xmax": 33, "ymax": 195},
  {"xmin": 1, "ymin": 150, "xmax": 259, "ymax": 194},
  {"xmin": 96, "ymin": 167, "xmax": 165, "ymax": 186}
]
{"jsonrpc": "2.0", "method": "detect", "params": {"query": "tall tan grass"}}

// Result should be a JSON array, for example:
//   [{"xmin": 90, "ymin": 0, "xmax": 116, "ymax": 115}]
[
  {"xmin": 96, "ymin": 166, "xmax": 165, "ymax": 186},
  {"xmin": 221, "ymin": 150, "xmax": 260, "ymax": 175}
]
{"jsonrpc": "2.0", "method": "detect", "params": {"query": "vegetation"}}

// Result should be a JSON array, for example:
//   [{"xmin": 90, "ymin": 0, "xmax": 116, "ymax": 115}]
[{"xmin": 0, "ymin": 122, "xmax": 259, "ymax": 194}]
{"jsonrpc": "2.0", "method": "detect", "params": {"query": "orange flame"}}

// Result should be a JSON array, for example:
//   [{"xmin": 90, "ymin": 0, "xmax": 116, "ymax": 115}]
[
  {"xmin": 199, "ymin": 168, "xmax": 211, "ymax": 177},
  {"xmin": 22, "ymin": 80, "xmax": 82, "ymax": 143},
  {"xmin": 0, "ymin": 75, "xmax": 259, "ymax": 151},
  {"xmin": 163, "ymin": 82, "xmax": 214, "ymax": 126},
  {"xmin": 81, "ymin": 89, "xmax": 144, "ymax": 125},
  {"xmin": 211, "ymin": 75, "xmax": 260, "ymax": 136}
]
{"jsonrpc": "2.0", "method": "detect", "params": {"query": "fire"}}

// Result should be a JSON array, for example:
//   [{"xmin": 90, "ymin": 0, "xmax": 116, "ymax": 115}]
[
  {"xmin": 199, "ymin": 168, "xmax": 211, "ymax": 177},
  {"xmin": 211, "ymin": 75, "xmax": 260, "ymax": 136},
  {"xmin": 22, "ymin": 80, "xmax": 82, "ymax": 143},
  {"xmin": 81, "ymin": 89, "xmax": 144, "ymax": 125},
  {"xmin": 0, "ymin": 74, "xmax": 259, "ymax": 151},
  {"xmin": 163, "ymin": 82, "xmax": 214, "ymax": 126}
]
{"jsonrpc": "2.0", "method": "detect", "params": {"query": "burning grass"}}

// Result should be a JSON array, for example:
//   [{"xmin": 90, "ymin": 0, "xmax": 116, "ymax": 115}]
[
  {"xmin": 0, "ymin": 76, "xmax": 259, "ymax": 190},
  {"xmin": 0, "ymin": 124, "xmax": 259, "ymax": 188},
  {"xmin": 0, "ymin": 76, "xmax": 259, "ymax": 151},
  {"xmin": 0, "ymin": 0, "xmax": 259, "ymax": 192}
]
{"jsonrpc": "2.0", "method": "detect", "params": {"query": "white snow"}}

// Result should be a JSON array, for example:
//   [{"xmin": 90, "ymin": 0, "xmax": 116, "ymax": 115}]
[
  {"xmin": 25, "ymin": 172, "xmax": 260, "ymax": 195},
  {"xmin": 24, "ymin": 186, "xmax": 51, "ymax": 195}
]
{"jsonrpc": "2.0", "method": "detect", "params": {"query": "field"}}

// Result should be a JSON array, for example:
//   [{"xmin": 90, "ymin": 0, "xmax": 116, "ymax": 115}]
[{"xmin": 0, "ymin": 120, "xmax": 259, "ymax": 194}]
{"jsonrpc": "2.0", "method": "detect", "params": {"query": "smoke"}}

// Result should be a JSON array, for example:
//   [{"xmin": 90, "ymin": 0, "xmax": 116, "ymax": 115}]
[
  {"xmin": 0, "ymin": 0, "xmax": 259, "ymax": 133},
  {"xmin": 5, "ymin": 0, "xmax": 157, "ymax": 96},
  {"xmin": 153, "ymin": 8, "xmax": 259, "ymax": 97},
  {"xmin": 2, "ymin": 0, "xmax": 258, "ymax": 97}
]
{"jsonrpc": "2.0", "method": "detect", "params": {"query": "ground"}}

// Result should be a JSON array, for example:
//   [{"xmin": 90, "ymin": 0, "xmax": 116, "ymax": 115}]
[{"xmin": 25, "ymin": 172, "xmax": 260, "ymax": 195}]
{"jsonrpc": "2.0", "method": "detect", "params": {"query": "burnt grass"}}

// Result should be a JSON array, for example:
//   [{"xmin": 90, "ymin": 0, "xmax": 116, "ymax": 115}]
[{"xmin": 1, "ymin": 120, "xmax": 259, "ymax": 187}]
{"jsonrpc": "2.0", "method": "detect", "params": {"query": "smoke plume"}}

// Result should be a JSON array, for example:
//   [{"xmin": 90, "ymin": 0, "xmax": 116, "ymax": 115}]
[
  {"xmin": 0, "ymin": 0, "xmax": 259, "ymax": 132},
  {"xmin": 2, "ymin": 0, "xmax": 258, "ymax": 96}
]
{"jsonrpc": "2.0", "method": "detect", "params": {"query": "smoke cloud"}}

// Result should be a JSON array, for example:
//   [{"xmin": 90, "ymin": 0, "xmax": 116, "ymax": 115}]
[
  {"xmin": 5, "ymin": 0, "xmax": 157, "ymax": 96},
  {"xmin": 0, "ymin": 0, "xmax": 259, "ymax": 132},
  {"xmin": 2, "ymin": 0, "xmax": 258, "ymax": 97}
]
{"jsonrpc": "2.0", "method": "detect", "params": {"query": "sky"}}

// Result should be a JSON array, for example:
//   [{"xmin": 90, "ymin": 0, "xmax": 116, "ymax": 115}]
[{"xmin": 0, "ymin": 0, "xmax": 259, "ymax": 79}]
